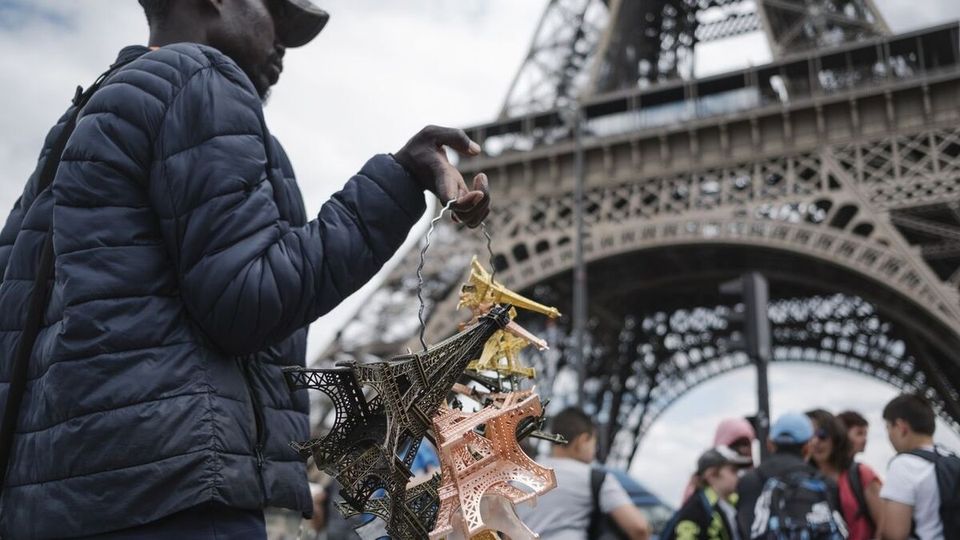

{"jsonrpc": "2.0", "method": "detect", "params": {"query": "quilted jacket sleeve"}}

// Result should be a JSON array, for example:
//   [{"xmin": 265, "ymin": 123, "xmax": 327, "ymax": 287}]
[{"xmin": 150, "ymin": 57, "xmax": 426, "ymax": 356}]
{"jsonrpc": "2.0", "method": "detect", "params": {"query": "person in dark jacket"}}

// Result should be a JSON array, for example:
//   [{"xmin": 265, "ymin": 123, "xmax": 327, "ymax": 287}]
[
  {"xmin": 664, "ymin": 446, "xmax": 752, "ymax": 540},
  {"xmin": 735, "ymin": 412, "xmax": 841, "ymax": 539},
  {"xmin": 0, "ymin": 1, "xmax": 489, "ymax": 538}
]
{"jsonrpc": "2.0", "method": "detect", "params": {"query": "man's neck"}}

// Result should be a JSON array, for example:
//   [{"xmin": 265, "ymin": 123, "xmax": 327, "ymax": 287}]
[
  {"xmin": 550, "ymin": 450, "xmax": 587, "ymax": 464},
  {"xmin": 148, "ymin": 26, "xmax": 209, "ymax": 49},
  {"xmin": 903, "ymin": 434, "xmax": 935, "ymax": 452}
]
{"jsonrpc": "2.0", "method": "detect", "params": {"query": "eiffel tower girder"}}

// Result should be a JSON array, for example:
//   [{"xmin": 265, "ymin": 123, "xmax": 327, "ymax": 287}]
[
  {"xmin": 322, "ymin": 22, "xmax": 960, "ymax": 463},
  {"xmin": 501, "ymin": 0, "xmax": 890, "ymax": 117}
]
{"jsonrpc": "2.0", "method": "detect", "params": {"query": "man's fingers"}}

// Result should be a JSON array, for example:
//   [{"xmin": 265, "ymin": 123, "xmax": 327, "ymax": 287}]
[
  {"xmin": 471, "ymin": 173, "xmax": 489, "ymax": 197},
  {"xmin": 456, "ymin": 203, "xmax": 489, "ymax": 228},
  {"xmin": 452, "ymin": 182, "xmax": 491, "ymax": 228},
  {"xmin": 432, "ymin": 126, "xmax": 481, "ymax": 156},
  {"xmin": 432, "ymin": 161, "xmax": 469, "ymax": 204},
  {"xmin": 451, "ymin": 173, "xmax": 489, "ymax": 210},
  {"xmin": 451, "ymin": 190, "xmax": 483, "ymax": 212},
  {"xmin": 465, "ymin": 206, "xmax": 490, "ymax": 227}
]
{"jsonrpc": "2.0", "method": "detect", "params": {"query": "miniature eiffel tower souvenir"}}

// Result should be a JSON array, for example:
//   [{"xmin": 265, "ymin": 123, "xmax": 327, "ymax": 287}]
[
  {"xmin": 429, "ymin": 390, "xmax": 557, "ymax": 540},
  {"xmin": 337, "ymin": 474, "xmax": 442, "ymax": 540},
  {"xmin": 458, "ymin": 257, "xmax": 560, "ymax": 351},
  {"xmin": 468, "ymin": 330, "xmax": 537, "ymax": 379},
  {"xmin": 284, "ymin": 304, "xmax": 513, "ymax": 537}
]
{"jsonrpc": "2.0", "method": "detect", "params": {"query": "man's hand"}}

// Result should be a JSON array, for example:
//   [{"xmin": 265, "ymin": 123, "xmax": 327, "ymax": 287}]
[{"xmin": 394, "ymin": 125, "xmax": 490, "ymax": 228}]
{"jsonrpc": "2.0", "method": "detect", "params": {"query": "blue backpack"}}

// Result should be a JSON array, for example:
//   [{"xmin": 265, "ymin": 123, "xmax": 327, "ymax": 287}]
[{"xmin": 749, "ymin": 470, "xmax": 847, "ymax": 540}]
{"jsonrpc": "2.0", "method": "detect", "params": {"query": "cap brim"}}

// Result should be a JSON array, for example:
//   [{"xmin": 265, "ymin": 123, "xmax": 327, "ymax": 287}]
[{"xmin": 277, "ymin": 0, "xmax": 329, "ymax": 48}]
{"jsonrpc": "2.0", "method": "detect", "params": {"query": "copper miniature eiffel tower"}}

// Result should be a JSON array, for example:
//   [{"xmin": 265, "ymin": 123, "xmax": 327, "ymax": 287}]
[{"xmin": 429, "ymin": 390, "xmax": 557, "ymax": 539}]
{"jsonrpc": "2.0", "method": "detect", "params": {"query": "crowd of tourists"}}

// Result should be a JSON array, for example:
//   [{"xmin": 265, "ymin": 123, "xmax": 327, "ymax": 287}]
[
  {"xmin": 660, "ymin": 392, "xmax": 959, "ymax": 540},
  {"xmin": 300, "ymin": 393, "xmax": 958, "ymax": 540}
]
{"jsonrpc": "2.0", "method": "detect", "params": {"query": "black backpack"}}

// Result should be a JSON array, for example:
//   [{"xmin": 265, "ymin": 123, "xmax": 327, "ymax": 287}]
[
  {"xmin": 906, "ymin": 447, "xmax": 960, "ymax": 540},
  {"xmin": 749, "ymin": 470, "xmax": 847, "ymax": 540},
  {"xmin": 588, "ymin": 468, "xmax": 629, "ymax": 540}
]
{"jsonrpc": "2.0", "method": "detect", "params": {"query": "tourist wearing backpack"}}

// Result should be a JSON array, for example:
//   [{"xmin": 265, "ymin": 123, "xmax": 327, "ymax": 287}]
[
  {"xmin": 735, "ymin": 411, "xmax": 846, "ymax": 540},
  {"xmin": 807, "ymin": 409, "xmax": 882, "ymax": 540},
  {"xmin": 664, "ymin": 446, "xmax": 753, "ymax": 540},
  {"xmin": 834, "ymin": 410, "xmax": 884, "ymax": 540},
  {"xmin": 879, "ymin": 394, "xmax": 960, "ymax": 540},
  {"xmin": 515, "ymin": 407, "xmax": 651, "ymax": 540}
]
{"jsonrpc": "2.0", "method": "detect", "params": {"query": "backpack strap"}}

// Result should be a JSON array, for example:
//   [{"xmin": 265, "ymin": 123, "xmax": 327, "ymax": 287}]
[
  {"xmin": 0, "ymin": 57, "xmax": 136, "ymax": 495},
  {"xmin": 846, "ymin": 462, "xmax": 875, "ymax": 529},
  {"xmin": 587, "ymin": 467, "xmax": 606, "ymax": 538},
  {"xmin": 906, "ymin": 448, "xmax": 938, "ymax": 463}
]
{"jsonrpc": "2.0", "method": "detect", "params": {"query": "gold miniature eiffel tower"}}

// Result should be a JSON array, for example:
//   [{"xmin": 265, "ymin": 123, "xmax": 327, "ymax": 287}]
[
  {"xmin": 459, "ymin": 256, "xmax": 560, "ymax": 377},
  {"xmin": 468, "ymin": 330, "xmax": 537, "ymax": 379}
]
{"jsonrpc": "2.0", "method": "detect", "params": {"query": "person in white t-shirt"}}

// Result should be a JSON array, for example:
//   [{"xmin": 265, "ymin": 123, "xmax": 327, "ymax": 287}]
[
  {"xmin": 879, "ymin": 394, "xmax": 942, "ymax": 540},
  {"xmin": 516, "ymin": 407, "xmax": 651, "ymax": 540}
]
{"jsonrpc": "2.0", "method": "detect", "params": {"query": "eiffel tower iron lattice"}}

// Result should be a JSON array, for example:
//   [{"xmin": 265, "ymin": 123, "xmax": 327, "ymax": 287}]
[
  {"xmin": 320, "ymin": 5, "xmax": 960, "ymax": 470},
  {"xmin": 500, "ymin": 0, "xmax": 889, "ymax": 118}
]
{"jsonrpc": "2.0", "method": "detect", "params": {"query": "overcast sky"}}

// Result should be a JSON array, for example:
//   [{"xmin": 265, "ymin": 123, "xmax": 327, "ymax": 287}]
[{"xmin": 2, "ymin": 0, "xmax": 960, "ymax": 504}]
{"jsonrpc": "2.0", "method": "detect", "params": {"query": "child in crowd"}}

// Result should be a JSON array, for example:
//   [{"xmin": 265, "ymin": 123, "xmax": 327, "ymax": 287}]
[{"xmin": 664, "ymin": 447, "xmax": 751, "ymax": 540}]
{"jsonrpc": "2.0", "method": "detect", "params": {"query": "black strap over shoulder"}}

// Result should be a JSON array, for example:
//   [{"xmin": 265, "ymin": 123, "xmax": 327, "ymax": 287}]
[
  {"xmin": 846, "ymin": 461, "xmax": 874, "ymax": 529},
  {"xmin": 0, "ymin": 58, "xmax": 135, "ymax": 495},
  {"xmin": 587, "ymin": 467, "xmax": 607, "ymax": 537}
]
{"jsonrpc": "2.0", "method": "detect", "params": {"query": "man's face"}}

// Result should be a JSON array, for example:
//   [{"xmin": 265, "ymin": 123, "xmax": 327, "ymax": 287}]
[
  {"xmin": 886, "ymin": 419, "xmax": 907, "ymax": 452},
  {"xmin": 847, "ymin": 425, "xmax": 868, "ymax": 454},
  {"xmin": 209, "ymin": 0, "xmax": 286, "ymax": 99},
  {"xmin": 571, "ymin": 432, "xmax": 598, "ymax": 464}
]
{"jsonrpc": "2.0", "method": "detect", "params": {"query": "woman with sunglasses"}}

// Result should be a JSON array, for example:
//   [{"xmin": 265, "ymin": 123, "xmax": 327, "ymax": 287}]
[{"xmin": 806, "ymin": 409, "xmax": 883, "ymax": 540}]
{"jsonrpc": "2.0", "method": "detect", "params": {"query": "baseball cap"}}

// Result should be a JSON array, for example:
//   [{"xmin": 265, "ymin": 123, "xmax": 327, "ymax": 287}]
[
  {"xmin": 770, "ymin": 411, "xmax": 814, "ymax": 445},
  {"xmin": 696, "ymin": 446, "xmax": 753, "ymax": 474},
  {"xmin": 274, "ymin": 0, "xmax": 329, "ymax": 48},
  {"xmin": 713, "ymin": 417, "xmax": 756, "ymax": 447}
]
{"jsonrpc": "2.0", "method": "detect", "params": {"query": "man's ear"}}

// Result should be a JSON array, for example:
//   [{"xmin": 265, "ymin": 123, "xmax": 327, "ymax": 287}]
[{"xmin": 572, "ymin": 433, "xmax": 591, "ymax": 449}]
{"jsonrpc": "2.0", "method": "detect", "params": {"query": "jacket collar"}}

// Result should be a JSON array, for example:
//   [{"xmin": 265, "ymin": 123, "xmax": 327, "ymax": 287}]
[{"xmin": 113, "ymin": 45, "xmax": 151, "ymax": 68}]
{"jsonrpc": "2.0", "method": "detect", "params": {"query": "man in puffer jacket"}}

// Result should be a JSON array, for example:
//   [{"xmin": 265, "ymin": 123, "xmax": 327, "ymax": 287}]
[{"xmin": 0, "ymin": 0, "xmax": 490, "ymax": 538}]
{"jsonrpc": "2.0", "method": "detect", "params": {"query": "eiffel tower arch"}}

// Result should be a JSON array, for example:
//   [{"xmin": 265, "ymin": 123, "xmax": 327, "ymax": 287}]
[{"xmin": 323, "ymin": 2, "xmax": 960, "ymax": 466}]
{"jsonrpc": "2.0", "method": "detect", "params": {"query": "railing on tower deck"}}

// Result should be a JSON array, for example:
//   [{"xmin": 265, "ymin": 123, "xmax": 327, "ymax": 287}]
[{"xmin": 464, "ymin": 22, "xmax": 960, "ymax": 159}]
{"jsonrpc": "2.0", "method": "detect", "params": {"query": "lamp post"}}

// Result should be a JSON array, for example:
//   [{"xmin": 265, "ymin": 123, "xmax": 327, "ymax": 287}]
[{"xmin": 569, "ymin": 104, "xmax": 587, "ymax": 407}]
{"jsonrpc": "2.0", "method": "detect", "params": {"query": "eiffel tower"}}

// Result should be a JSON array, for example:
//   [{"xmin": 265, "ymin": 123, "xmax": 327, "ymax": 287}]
[{"xmin": 322, "ymin": 0, "xmax": 960, "ymax": 467}]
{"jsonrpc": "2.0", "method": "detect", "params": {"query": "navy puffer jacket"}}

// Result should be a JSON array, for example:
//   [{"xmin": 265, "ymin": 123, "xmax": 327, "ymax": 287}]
[{"xmin": 0, "ymin": 44, "xmax": 426, "ymax": 538}]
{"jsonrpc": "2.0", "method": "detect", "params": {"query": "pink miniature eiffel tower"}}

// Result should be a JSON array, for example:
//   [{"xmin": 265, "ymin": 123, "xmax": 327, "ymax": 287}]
[{"xmin": 429, "ymin": 390, "xmax": 557, "ymax": 539}]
